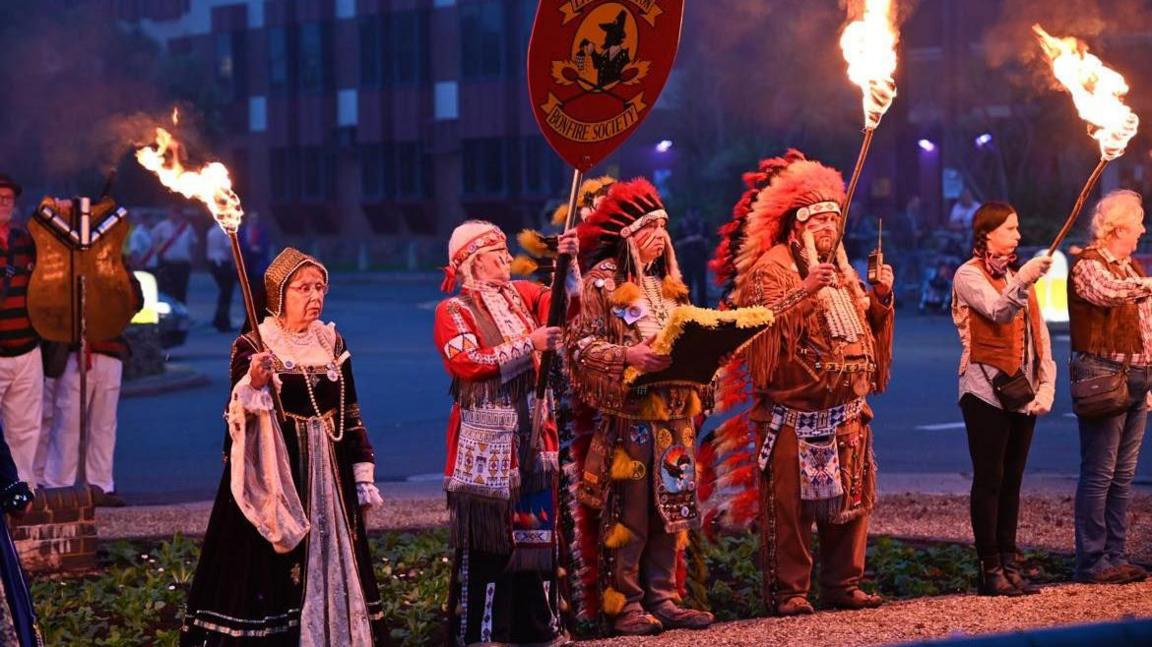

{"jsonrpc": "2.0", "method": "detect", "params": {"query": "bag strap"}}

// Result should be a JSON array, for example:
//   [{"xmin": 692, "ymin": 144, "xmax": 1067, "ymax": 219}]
[{"xmin": 977, "ymin": 362, "xmax": 997, "ymax": 383}]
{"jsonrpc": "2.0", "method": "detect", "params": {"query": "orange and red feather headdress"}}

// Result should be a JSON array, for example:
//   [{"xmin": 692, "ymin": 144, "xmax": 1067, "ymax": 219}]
[{"xmin": 711, "ymin": 150, "xmax": 846, "ymax": 305}]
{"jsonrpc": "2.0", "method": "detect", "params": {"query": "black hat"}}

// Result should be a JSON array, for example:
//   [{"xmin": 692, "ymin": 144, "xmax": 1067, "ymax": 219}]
[{"xmin": 0, "ymin": 175, "xmax": 21, "ymax": 198}]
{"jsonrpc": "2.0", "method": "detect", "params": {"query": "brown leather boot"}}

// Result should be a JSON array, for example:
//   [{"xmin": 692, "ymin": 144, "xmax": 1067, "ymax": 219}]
[
  {"xmin": 824, "ymin": 588, "xmax": 885, "ymax": 610},
  {"xmin": 612, "ymin": 610, "xmax": 663, "ymax": 636},
  {"xmin": 979, "ymin": 556, "xmax": 1024, "ymax": 596},
  {"xmin": 776, "ymin": 596, "xmax": 815, "ymax": 616},
  {"xmin": 650, "ymin": 603, "xmax": 714, "ymax": 630},
  {"xmin": 1000, "ymin": 553, "xmax": 1040, "ymax": 595}
]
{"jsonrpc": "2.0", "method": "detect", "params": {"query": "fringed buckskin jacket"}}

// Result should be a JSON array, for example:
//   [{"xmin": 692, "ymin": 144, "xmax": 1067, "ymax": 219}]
[
  {"xmin": 740, "ymin": 243, "xmax": 894, "ymax": 522},
  {"xmin": 565, "ymin": 259, "xmax": 703, "ymax": 532}
]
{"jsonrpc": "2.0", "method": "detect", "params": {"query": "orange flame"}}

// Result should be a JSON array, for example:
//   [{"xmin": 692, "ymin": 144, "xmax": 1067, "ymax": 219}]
[
  {"xmin": 135, "ymin": 127, "xmax": 244, "ymax": 232},
  {"xmin": 1033, "ymin": 24, "xmax": 1139, "ymax": 161},
  {"xmin": 839, "ymin": 0, "xmax": 898, "ymax": 129},
  {"xmin": 171, "ymin": 107, "xmax": 179, "ymax": 125}
]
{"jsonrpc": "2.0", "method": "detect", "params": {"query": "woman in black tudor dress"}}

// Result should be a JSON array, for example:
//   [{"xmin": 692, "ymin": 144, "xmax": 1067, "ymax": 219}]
[{"xmin": 182, "ymin": 248, "xmax": 389, "ymax": 646}]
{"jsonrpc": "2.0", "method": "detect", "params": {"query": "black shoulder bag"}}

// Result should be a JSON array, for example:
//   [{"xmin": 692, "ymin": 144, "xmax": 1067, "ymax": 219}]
[
  {"xmin": 1070, "ymin": 356, "xmax": 1130, "ymax": 419},
  {"xmin": 979, "ymin": 364, "xmax": 1036, "ymax": 411}
]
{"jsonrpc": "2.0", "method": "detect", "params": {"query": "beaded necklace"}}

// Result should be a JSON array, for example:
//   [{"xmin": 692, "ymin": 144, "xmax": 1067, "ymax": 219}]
[
  {"xmin": 640, "ymin": 274, "xmax": 671, "ymax": 326},
  {"xmin": 274, "ymin": 320, "xmax": 345, "ymax": 442}
]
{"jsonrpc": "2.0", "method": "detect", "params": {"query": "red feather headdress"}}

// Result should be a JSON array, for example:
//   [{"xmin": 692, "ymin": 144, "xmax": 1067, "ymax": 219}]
[{"xmin": 576, "ymin": 177, "xmax": 670, "ymax": 274}]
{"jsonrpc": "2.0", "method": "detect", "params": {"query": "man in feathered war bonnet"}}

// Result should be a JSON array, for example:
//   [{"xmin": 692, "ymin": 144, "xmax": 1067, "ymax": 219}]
[
  {"xmin": 709, "ymin": 151, "xmax": 895, "ymax": 616},
  {"xmin": 564, "ymin": 178, "xmax": 714, "ymax": 635}
]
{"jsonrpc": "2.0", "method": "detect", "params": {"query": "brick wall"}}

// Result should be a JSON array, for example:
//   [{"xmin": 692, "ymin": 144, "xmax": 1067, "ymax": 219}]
[{"xmin": 9, "ymin": 486, "xmax": 97, "ymax": 573}]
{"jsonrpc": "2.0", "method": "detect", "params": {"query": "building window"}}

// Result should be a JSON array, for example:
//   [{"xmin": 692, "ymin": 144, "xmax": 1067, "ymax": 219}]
[
  {"xmin": 270, "ymin": 147, "xmax": 298, "ymax": 200},
  {"xmin": 359, "ymin": 15, "xmax": 382, "ymax": 87},
  {"xmin": 460, "ymin": 2, "xmax": 504, "ymax": 80},
  {"xmin": 268, "ymin": 26, "xmax": 290, "ymax": 93},
  {"xmin": 361, "ymin": 143, "xmax": 395, "ymax": 200},
  {"xmin": 338, "ymin": 89, "xmax": 358, "ymax": 127},
  {"xmin": 361, "ymin": 145, "xmax": 383, "ymax": 199},
  {"xmin": 247, "ymin": 0, "xmax": 264, "ymax": 29},
  {"xmin": 434, "ymin": 81, "xmax": 458, "ymax": 120},
  {"xmin": 463, "ymin": 138, "xmax": 506, "ymax": 196},
  {"xmin": 249, "ymin": 96, "xmax": 267, "ymax": 132},
  {"xmin": 298, "ymin": 22, "xmax": 330, "ymax": 94},
  {"xmin": 391, "ymin": 11, "xmax": 428, "ymax": 85},
  {"xmin": 300, "ymin": 147, "xmax": 334, "ymax": 200},
  {"xmin": 361, "ymin": 11, "xmax": 428, "ymax": 88},
  {"xmin": 395, "ymin": 142, "xmax": 428, "ymax": 198},
  {"xmin": 215, "ymin": 30, "xmax": 247, "ymax": 102}
]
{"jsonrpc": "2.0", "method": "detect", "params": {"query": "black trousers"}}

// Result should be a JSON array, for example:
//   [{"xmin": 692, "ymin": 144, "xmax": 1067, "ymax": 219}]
[
  {"xmin": 959, "ymin": 394, "xmax": 1036, "ymax": 558},
  {"xmin": 209, "ymin": 261, "xmax": 235, "ymax": 331}
]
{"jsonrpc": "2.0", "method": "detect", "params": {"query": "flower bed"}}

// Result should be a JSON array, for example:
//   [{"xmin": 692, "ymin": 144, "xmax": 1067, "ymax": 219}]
[{"xmin": 32, "ymin": 530, "xmax": 1073, "ymax": 646}]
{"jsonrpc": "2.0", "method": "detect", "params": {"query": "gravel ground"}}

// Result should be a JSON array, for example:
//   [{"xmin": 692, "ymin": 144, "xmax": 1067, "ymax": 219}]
[
  {"xmin": 871, "ymin": 493, "xmax": 1152, "ymax": 564},
  {"xmin": 582, "ymin": 581, "xmax": 1152, "ymax": 646},
  {"xmin": 95, "ymin": 491, "xmax": 1152, "ymax": 645}
]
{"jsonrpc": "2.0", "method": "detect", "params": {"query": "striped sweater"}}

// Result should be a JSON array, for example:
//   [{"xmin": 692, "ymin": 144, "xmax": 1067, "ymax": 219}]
[{"xmin": 0, "ymin": 227, "xmax": 38, "ymax": 357}]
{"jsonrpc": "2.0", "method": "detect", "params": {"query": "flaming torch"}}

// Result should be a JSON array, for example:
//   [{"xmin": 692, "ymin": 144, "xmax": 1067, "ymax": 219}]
[
  {"xmin": 135, "ymin": 125, "xmax": 264, "ymax": 347},
  {"xmin": 1034, "ymin": 24, "xmax": 1140, "ymax": 254},
  {"xmin": 832, "ymin": 0, "xmax": 899, "ymax": 255}
]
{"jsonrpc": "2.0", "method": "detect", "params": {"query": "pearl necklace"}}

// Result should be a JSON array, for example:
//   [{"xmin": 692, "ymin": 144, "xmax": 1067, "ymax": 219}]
[
  {"xmin": 274, "ymin": 319, "xmax": 345, "ymax": 442},
  {"xmin": 303, "ymin": 364, "xmax": 345, "ymax": 443},
  {"xmin": 278, "ymin": 322, "xmax": 314, "ymax": 346}
]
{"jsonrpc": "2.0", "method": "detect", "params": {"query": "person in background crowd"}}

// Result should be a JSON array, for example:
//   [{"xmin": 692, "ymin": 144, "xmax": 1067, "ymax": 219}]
[
  {"xmin": 241, "ymin": 211, "xmax": 271, "ymax": 303},
  {"xmin": 126, "ymin": 212, "xmax": 156, "ymax": 271},
  {"xmin": 150, "ymin": 207, "xmax": 197, "ymax": 303},
  {"xmin": 951, "ymin": 202, "xmax": 1054, "ymax": 596},
  {"xmin": 40, "ymin": 270, "xmax": 143, "ymax": 507},
  {"xmin": 206, "ymin": 224, "xmax": 235, "ymax": 332},
  {"xmin": 0, "ymin": 175, "xmax": 43, "ymax": 490},
  {"xmin": 1068, "ymin": 189, "xmax": 1152, "ymax": 586},
  {"xmin": 949, "ymin": 188, "xmax": 982, "ymax": 233}
]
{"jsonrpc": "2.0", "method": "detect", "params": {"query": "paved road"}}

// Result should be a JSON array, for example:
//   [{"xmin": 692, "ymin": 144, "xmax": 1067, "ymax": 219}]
[{"xmin": 114, "ymin": 273, "xmax": 1152, "ymax": 503}]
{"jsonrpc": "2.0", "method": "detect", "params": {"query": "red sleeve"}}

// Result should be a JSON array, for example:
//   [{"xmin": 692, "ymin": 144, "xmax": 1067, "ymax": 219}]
[
  {"xmin": 434, "ymin": 297, "xmax": 536, "ymax": 382},
  {"xmin": 513, "ymin": 280, "xmax": 552, "ymax": 325}
]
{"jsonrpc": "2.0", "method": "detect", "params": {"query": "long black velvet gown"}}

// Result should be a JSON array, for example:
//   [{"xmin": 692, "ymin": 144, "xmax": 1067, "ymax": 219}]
[{"xmin": 180, "ymin": 333, "xmax": 388, "ymax": 646}]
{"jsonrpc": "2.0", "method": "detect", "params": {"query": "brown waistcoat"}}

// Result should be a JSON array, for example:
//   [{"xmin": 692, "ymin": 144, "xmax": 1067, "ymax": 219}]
[
  {"xmin": 966, "ymin": 260, "xmax": 1046, "ymax": 376},
  {"xmin": 1068, "ymin": 247, "xmax": 1144, "ymax": 356}
]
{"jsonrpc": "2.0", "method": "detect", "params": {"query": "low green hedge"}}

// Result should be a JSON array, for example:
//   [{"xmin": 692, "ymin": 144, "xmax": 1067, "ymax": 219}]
[{"xmin": 32, "ymin": 530, "xmax": 1072, "ymax": 646}]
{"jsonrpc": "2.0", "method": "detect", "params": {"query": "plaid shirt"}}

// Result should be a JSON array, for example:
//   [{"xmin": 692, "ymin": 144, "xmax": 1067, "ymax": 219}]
[{"xmin": 1070, "ymin": 246, "xmax": 1152, "ymax": 366}]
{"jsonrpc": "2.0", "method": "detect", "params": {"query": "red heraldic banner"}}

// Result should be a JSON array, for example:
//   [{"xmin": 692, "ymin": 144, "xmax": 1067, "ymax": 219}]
[{"xmin": 527, "ymin": 0, "xmax": 685, "ymax": 171}]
